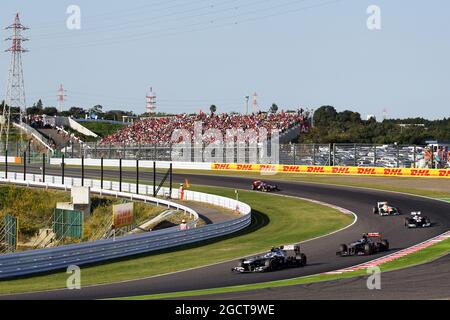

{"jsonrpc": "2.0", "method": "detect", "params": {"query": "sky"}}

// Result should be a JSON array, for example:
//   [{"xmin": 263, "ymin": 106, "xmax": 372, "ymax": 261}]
[{"xmin": 0, "ymin": 0, "xmax": 449, "ymax": 119}]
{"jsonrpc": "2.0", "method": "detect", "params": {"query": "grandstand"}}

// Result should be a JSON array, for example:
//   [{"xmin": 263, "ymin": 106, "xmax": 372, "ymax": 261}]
[{"xmin": 100, "ymin": 110, "xmax": 312, "ymax": 146}]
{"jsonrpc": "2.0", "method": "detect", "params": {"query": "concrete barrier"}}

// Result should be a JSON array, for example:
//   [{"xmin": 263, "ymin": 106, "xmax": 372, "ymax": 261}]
[{"xmin": 50, "ymin": 158, "xmax": 212, "ymax": 170}]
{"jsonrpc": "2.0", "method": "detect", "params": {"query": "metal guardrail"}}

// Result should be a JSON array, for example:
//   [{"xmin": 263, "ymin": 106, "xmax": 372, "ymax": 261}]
[{"xmin": 0, "ymin": 172, "xmax": 252, "ymax": 279}]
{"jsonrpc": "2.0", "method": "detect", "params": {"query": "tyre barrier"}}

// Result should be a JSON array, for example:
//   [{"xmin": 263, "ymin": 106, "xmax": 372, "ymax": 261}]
[{"xmin": 0, "ymin": 172, "xmax": 252, "ymax": 279}]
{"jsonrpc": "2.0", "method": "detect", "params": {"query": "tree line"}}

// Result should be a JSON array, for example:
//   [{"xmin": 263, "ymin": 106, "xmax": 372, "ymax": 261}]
[
  {"xmin": 0, "ymin": 100, "xmax": 138, "ymax": 121},
  {"xmin": 297, "ymin": 106, "xmax": 450, "ymax": 145}
]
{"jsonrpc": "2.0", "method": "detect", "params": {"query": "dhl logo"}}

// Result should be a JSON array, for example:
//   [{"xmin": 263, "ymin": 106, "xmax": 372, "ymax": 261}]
[
  {"xmin": 438, "ymin": 170, "xmax": 450, "ymax": 177},
  {"xmin": 384, "ymin": 169, "xmax": 403, "ymax": 176},
  {"xmin": 214, "ymin": 164, "xmax": 231, "ymax": 170},
  {"xmin": 236, "ymin": 164, "xmax": 254, "ymax": 171},
  {"xmin": 307, "ymin": 167, "xmax": 325, "ymax": 173},
  {"xmin": 260, "ymin": 165, "xmax": 277, "ymax": 172},
  {"xmin": 357, "ymin": 168, "xmax": 377, "ymax": 175},
  {"xmin": 332, "ymin": 167, "xmax": 350, "ymax": 174},
  {"xmin": 282, "ymin": 166, "xmax": 302, "ymax": 173},
  {"xmin": 410, "ymin": 169, "xmax": 431, "ymax": 177}
]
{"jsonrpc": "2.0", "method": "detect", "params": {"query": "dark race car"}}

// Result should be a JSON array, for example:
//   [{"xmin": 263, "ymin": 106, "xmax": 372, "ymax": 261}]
[
  {"xmin": 232, "ymin": 245, "xmax": 307, "ymax": 273},
  {"xmin": 373, "ymin": 202, "xmax": 400, "ymax": 216},
  {"xmin": 404, "ymin": 212, "xmax": 431, "ymax": 228},
  {"xmin": 251, "ymin": 180, "xmax": 280, "ymax": 192},
  {"xmin": 337, "ymin": 233, "xmax": 389, "ymax": 256}
]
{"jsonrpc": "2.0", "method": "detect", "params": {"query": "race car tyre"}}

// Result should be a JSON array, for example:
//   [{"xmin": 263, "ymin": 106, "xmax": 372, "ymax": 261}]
[
  {"xmin": 299, "ymin": 253, "xmax": 307, "ymax": 266},
  {"xmin": 373, "ymin": 207, "xmax": 378, "ymax": 214},
  {"xmin": 364, "ymin": 244, "xmax": 373, "ymax": 255},
  {"xmin": 404, "ymin": 218, "xmax": 411, "ymax": 228},
  {"xmin": 264, "ymin": 259, "xmax": 275, "ymax": 271},
  {"xmin": 381, "ymin": 240, "xmax": 389, "ymax": 251},
  {"xmin": 269, "ymin": 259, "xmax": 279, "ymax": 271},
  {"xmin": 339, "ymin": 244, "xmax": 347, "ymax": 254}
]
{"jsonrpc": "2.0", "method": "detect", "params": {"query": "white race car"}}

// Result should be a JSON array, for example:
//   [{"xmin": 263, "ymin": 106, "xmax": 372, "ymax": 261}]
[
  {"xmin": 373, "ymin": 202, "xmax": 400, "ymax": 216},
  {"xmin": 404, "ymin": 212, "xmax": 431, "ymax": 228}
]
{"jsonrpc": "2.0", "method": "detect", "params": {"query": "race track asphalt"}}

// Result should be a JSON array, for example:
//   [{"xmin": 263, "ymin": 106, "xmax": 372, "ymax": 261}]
[
  {"xmin": 1, "ymin": 165, "xmax": 449, "ymax": 300},
  {"xmin": 188, "ymin": 253, "xmax": 450, "ymax": 300}
]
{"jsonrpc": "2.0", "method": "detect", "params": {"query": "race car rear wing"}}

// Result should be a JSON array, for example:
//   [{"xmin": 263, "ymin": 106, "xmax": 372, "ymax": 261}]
[
  {"xmin": 281, "ymin": 244, "xmax": 301, "ymax": 254},
  {"xmin": 367, "ymin": 232, "xmax": 382, "ymax": 237}
]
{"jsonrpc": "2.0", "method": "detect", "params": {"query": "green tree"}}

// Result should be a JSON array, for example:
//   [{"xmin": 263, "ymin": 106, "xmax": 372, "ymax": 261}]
[
  {"xmin": 297, "ymin": 106, "xmax": 450, "ymax": 145},
  {"xmin": 210, "ymin": 105, "xmax": 217, "ymax": 114},
  {"xmin": 36, "ymin": 99, "xmax": 43, "ymax": 109},
  {"xmin": 270, "ymin": 103, "xmax": 279, "ymax": 113},
  {"xmin": 90, "ymin": 105, "xmax": 103, "ymax": 115},
  {"xmin": 65, "ymin": 107, "xmax": 86, "ymax": 118},
  {"xmin": 312, "ymin": 106, "xmax": 338, "ymax": 128},
  {"xmin": 26, "ymin": 99, "xmax": 45, "ymax": 115},
  {"xmin": 43, "ymin": 107, "xmax": 58, "ymax": 116}
]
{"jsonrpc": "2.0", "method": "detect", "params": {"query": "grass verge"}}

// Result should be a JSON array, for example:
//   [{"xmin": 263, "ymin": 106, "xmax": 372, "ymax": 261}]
[
  {"xmin": 117, "ymin": 237, "xmax": 450, "ymax": 300},
  {"xmin": 0, "ymin": 186, "xmax": 352, "ymax": 295}
]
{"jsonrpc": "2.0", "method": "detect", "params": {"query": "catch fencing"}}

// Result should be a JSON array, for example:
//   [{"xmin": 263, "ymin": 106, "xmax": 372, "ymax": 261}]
[{"xmin": 57, "ymin": 143, "xmax": 448, "ymax": 169}]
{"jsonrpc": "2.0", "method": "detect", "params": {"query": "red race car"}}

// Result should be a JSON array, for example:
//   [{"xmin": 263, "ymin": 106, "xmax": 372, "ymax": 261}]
[{"xmin": 251, "ymin": 180, "xmax": 280, "ymax": 192}]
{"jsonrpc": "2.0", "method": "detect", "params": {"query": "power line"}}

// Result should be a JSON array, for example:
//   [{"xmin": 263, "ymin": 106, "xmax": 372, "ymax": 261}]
[
  {"xmin": 32, "ymin": 0, "xmax": 345, "ymax": 51},
  {"xmin": 33, "ymin": 0, "xmax": 221, "ymax": 38},
  {"xmin": 34, "ymin": 0, "xmax": 237, "ymax": 39},
  {"xmin": 29, "ymin": 0, "xmax": 197, "ymax": 30}
]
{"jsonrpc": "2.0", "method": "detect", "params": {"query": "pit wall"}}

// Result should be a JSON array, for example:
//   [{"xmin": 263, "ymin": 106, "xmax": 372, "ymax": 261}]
[{"xmin": 48, "ymin": 158, "xmax": 450, "ymax": 178}]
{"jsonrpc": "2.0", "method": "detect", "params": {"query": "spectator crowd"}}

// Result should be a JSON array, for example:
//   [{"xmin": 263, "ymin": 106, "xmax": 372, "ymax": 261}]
[
  {"xmin": 100, "ymin": 110, "xmax": 311, "ymax": 145},
  {"xmin": 24, "ymin": 115, "xmax": 82, "ymax": 150}
]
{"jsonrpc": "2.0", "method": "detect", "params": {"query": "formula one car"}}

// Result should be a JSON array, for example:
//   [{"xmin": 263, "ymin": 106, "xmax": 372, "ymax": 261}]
[
  {"xmin": 337, "ymin": 233, "xmax": 389, "ymax": 256},
  {"xmin": 404, "ymin": 212, "xmax": 431, "ymax": 228},
  {"xmin": 373, "ymin": 202, "xmax": 400, "ymax": 216},
  {"xmin": 232, "ymin": 245, "xmax": 307, "ymax": 273},
  {"xmin": 251, "ymin": 180, "xmax": 280, "ymax": 192}
]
